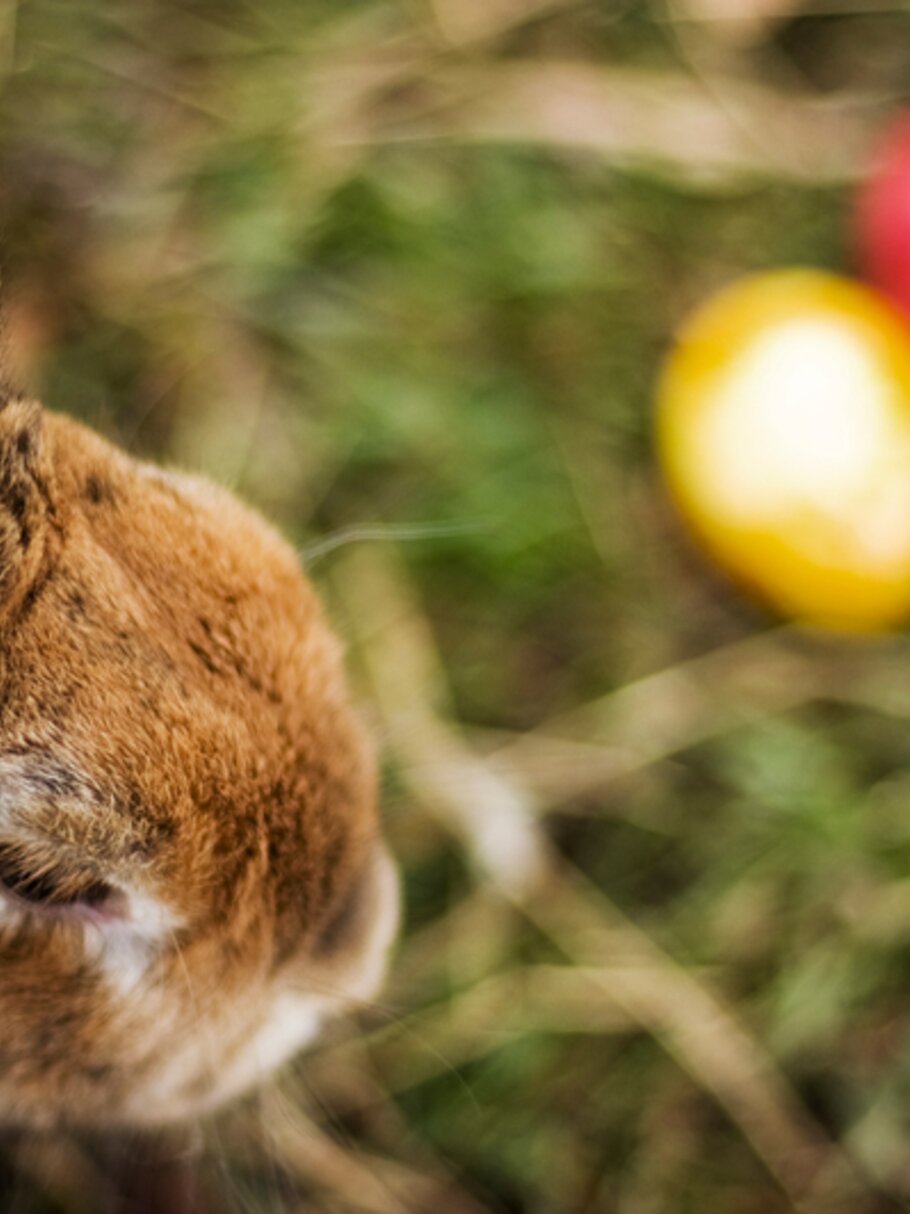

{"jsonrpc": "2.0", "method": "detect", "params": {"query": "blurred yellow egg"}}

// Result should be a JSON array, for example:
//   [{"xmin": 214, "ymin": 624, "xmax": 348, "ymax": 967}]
[{"xmin": 656, "ymin": 270, "xmax": 910, "ymax": 630}]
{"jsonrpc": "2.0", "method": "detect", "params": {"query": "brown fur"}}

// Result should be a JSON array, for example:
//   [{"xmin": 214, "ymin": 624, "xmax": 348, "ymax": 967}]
[{"xmin": 0, "ymin": 397, "xmax": 395, "ymax": 1128}]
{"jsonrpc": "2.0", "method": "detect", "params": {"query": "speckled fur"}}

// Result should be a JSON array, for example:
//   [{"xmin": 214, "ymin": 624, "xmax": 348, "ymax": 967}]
[{"xmin": 0, "ymin": 397, "xmax": 393, "ymax": 1128}]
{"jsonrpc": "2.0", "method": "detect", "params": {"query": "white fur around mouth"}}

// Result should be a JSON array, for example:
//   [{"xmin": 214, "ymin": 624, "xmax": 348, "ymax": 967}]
[
  {"xmin": 201, "ymin": 845, "xmax": 400, "ymax": 1114},
  {"xmin": 115, "ymin": 846, "xmax": 400, "ymax": 1125}
]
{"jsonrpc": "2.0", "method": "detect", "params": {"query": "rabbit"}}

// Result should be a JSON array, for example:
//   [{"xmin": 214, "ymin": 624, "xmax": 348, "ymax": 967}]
[{"xmin": 0, "ymin": 393, "xmax": 397, "ymax": 1129}]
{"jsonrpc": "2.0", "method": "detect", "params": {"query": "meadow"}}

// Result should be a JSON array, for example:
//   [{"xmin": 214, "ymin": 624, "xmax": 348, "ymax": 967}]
[{"xmin": 3, "ymin": 1, "xmax": 910, "ymax": 1211}]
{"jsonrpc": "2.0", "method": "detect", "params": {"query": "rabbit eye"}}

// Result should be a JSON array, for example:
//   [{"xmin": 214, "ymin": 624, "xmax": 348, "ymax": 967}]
[{"xmin": 0, "ymin": 843, "xmax": 114, "ymax": 910}]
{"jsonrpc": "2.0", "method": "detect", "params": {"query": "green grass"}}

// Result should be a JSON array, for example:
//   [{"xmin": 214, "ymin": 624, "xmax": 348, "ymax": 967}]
[{"xmin": 5, "ymin": 1, "xmax": 910, "ymax": 1211}]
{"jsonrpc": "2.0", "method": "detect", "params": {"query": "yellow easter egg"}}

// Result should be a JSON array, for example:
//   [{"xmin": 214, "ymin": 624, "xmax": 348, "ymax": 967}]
[{"xmin": 656, "ymin": 269, "xmax": 910, "ymax": 630}]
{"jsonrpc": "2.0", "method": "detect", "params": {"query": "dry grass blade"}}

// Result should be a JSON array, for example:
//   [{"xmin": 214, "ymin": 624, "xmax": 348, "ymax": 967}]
[
  {"xmin": 474, "ymin": 730, "xmax": 694, "ymax": 808},
  {"xmin": 822, "ymin": 643, "xmax": 910, "ymax": 719},
  {"xmin": 0, "ymin": 0, "xmax": 17, "ymax": 78},
  {"xmin": 667, "ymin": 0, "xmax": 808, "ymax": 45},
  {"xmin": 389, "ymin": 888, "xmax": 515, "ymax": 994},
  {"xmin": 336, "ymin": 545, "xmax": 876, "ymax": 1211},
  {"xmin": 428, "ymin": 0, "xmax": 578, "ymax": 45},
  {"xmin": 344, "ymin": 62, "xmax": 877, "ymax": 183},
  {"xmin": 335, "ymin": 546, "xmax": 547, "ymax": 897},
  {"xmin": 307, "ymin": 965, "xmax": 636, "ymax": 1118},
  {"xmin": 523, "ymin": 858, "xmax": 868, "ymax": 1210},
  {"xmin": 257, "ymin": 1088, "xmax": 494, "ymax": 1214},
  {"xmin": 484, "ymin": 629, "xmax": 829, "ymax": 806},
  {"xmin": 669, "ymin": 0, "xmax": 910, "ymax": 18}
]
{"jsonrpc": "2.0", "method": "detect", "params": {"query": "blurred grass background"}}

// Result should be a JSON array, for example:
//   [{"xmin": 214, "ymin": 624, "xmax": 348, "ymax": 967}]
[{"xmin": 5, "ymin": 1, "xmax": 910, "ymax": 1211}]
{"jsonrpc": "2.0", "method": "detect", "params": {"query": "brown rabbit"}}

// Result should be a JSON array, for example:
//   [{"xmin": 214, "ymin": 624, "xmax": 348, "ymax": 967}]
[{"xmin": 0, "ymin": 394, "xmax": 397, "ymax": 1128}]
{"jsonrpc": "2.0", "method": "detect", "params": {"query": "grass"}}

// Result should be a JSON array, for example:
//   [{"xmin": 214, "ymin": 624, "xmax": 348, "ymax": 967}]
[{"xmin": 5, "ymin": 0, "xmax": 910, "ymax": 1210}]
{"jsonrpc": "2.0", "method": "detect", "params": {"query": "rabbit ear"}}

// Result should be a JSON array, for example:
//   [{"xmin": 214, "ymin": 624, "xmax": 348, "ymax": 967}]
[{"xmin": 0, "ymin": 399, "xmax": 55, "ymax": 611}]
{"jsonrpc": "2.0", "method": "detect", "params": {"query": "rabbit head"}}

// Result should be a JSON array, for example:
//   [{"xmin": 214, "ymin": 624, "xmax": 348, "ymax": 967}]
[{"xmin": 0, "ymin": 397, "xmax": 397, "ymax": 1128}]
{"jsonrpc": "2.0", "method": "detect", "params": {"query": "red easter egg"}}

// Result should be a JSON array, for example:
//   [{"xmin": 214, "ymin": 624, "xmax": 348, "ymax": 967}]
[{"xmin": 855, "ymin": 112, "xmax": 910, "ymax": 317}]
